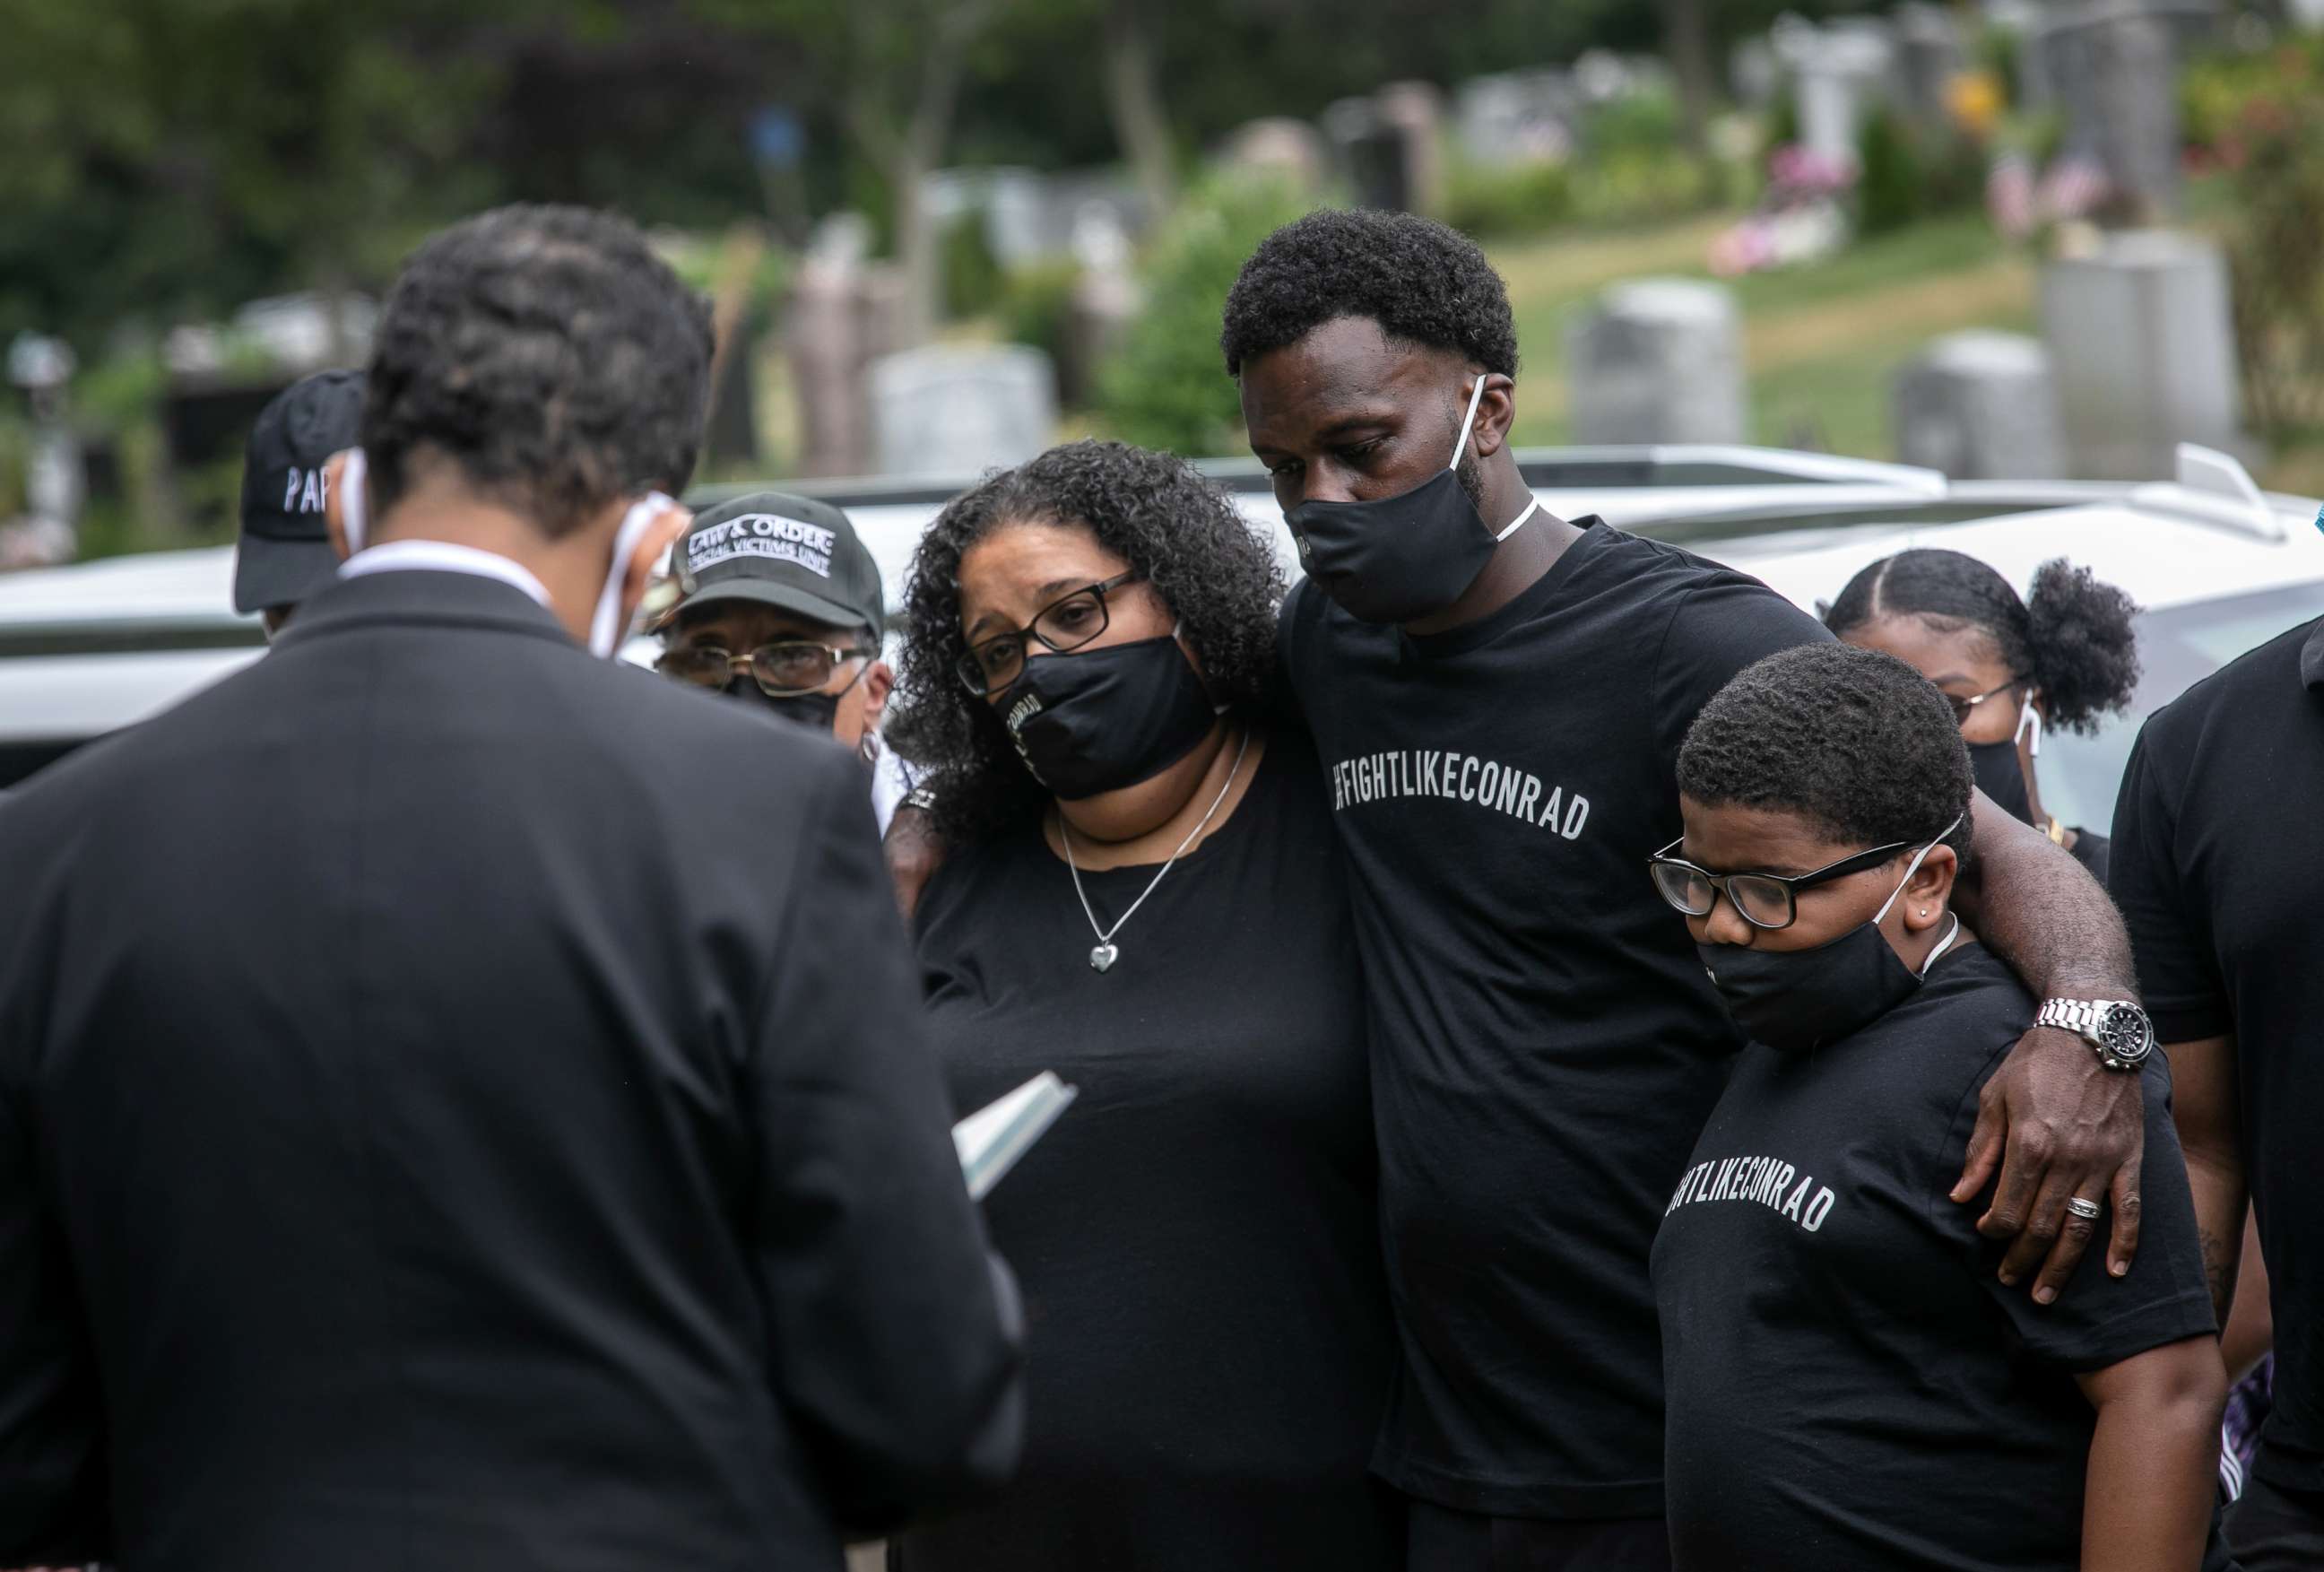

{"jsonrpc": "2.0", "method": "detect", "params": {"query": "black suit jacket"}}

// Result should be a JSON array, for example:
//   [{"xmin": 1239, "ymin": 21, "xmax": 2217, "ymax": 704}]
[{"xmin": 0, "ymin": 569, "xmax": 1021, "ymax": 1570}]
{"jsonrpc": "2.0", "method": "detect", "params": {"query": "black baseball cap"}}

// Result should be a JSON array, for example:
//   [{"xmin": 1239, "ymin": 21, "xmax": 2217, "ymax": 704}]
[
  {"xmin": 233, "ymin": 369, "xmax": 366, "ymax": 615},
  {"xmin": 663, "ymin": 491, "xmax": 885, "ymax": 637}
]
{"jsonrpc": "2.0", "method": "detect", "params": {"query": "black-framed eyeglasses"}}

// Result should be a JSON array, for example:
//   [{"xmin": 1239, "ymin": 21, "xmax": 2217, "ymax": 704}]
[
  {"xmin": 957, "ymin": 570, "xmax": 1143, "ymax": 696},
  {"xmin": 1944, "ymin": 673, "xmax": 2027, "ymax": 727},
  {"xmin": 1646, "ymin": 836, "xmax": 1918, "ymax": 933},
  {"xmin": 656, "ymin": 639, "xmax": 876, "ymax": 699}
]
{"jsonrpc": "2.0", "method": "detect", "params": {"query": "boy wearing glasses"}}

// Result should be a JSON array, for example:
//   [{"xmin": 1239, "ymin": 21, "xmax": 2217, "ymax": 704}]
[
  {"xmin": 655, "ymin": 491, "xmax": 920, "ymax": 832},
  {"xmin": 1651, "ymin": 642, "xmax": 2225, "ymax": 1572}
]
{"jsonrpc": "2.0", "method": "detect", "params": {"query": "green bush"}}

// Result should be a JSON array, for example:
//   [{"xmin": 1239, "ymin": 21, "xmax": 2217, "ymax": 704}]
[
  {"xmin": 998, "ymin": 259, "xmax": 1082, "ymax": 369},
  {"xmin": 1094, "ymin": 171, "xmax": 1317, "ymax": 456},
  {"xmin": 1444, "ymin": 158, "xmax": 1574, "ymax": 239},
  {"xmin": 1570, "ymin": 148, "xmax": 1712, "ymax": 223},
  {"xmin": 1585, "ymin": 82, "xmax": 1683, "ymax": 157},
  {"xmin": 1855, "ymin": 110, "xmax": 1926, "ymax": 236}
]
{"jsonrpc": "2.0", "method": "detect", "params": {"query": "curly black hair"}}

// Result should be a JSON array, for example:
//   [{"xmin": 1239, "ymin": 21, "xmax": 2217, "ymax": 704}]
[
  {"xmin": 889, "ymin": 440, "xmax": 1286, "ymax": 847},
  {"xmin": 364, "ymin": 204, "xmax": 714, "ymax": 535},
  {"xmin": 1824, "ymin": 549, "xmax": 2140, "ymax": 733},
  {"xmin": 1219, "ymin": 208, "xmax": 1519, "ymax": 378},
  {"xmin": 1678, "ymin": 642, "xmax": 1973, "ymax": 865}
]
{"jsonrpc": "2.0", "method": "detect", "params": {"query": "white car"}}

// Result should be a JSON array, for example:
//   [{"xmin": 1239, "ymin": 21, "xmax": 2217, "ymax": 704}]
[{"xmin": 5, "ymin": 444, "xmax": 2318, "ymax": 839}]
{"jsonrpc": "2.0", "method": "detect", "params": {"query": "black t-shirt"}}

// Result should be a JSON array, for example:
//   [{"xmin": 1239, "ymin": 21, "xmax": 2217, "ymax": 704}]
[
  {"xmin": 2111, "ymin": 613, "xmax": 2324, "ymax": 1497},
  {"xmin": 895, "ymin": 728, "xmax": 1402, "ymax": 1571},
  {"xmin": 1277, "ymin": 518, "xmax": 1827, "ymax": 1518},
  {"xmin": 1652, "ymin": 942, "xmax": 2221, "ymax": 1571}
]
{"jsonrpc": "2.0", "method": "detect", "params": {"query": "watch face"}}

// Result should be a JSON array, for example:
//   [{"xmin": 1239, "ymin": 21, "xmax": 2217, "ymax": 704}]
[{"xmin": 2096, "ymin": 1004, "xmax": 2155, "ymax": 1065}]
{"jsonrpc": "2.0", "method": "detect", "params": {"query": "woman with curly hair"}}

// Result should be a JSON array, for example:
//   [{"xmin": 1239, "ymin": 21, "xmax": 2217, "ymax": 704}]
[
  {"xmin": 887, "ymin": 440, "xmax": 1400, "ymax": 1571},
  {"xmin": 1825, "ymin": 550, "xmax": 2141, "ymax": 883}
]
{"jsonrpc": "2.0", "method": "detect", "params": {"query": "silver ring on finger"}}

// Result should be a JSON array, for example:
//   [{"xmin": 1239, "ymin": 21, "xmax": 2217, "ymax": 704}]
[{"xmin": 2065, "ymin": 1196, "xmax": 2103, "ymax": 1221}]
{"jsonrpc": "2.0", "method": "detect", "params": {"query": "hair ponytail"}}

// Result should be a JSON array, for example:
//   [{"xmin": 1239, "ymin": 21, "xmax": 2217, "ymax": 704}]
[
  {"xmin": 2023, "ymin": 558, "xmax": 2140, "ymax": 732},
  {"xmin": 1823, "ymin": 548, "xmax": 2139, "ymax": 734}
]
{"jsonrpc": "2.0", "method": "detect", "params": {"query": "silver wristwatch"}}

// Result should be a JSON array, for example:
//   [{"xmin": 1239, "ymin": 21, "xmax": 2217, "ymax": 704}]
[{"xmin": 2035, "ymin": 998, "xmax": 2156, "ymax": 1072}]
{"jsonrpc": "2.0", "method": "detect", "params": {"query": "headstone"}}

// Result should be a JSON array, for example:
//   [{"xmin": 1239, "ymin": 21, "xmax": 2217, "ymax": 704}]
[
  {"xmin": 1892, "ymin": 330, "xmax": 2068, "ymax": 479},
  {"xmin": 2039, "ymin": 230, "xmax": 2246, "ymax": 479},
  {"xmin": 1221, "ymin": 118, "xmax": 1331, "ymax": 192},
  {"xmin": 869, "ymin": 344, "xmax": 1057, "ymax": 479},
  {"xmin": 2042, "ymin": 1, "xmax": 2186, "ymax": 220},
  {"xmin": 1775, "ymin": 18, "xmax": 1899, "ymax": 165},
  {"xmin": 1374, "ymin": 82, "xmax": 1448, "ymax": 219},
  {"xmin": 1566, "ymin": 279, "xmax": 1747, "ymax": 445},
  {"xmin": 1730, "ymin": 36, "xmax": 1782, "ymax": 108},
  {"xmin": 1893, "ymin": 4, "xmax": 1969, "ymax": 131},
  {"xmin": 1058, "ymin": 207, "xmax": 1141, "ymax": 409},
  {"xmin": 783, "ymin": 217, "xmax": 873, "ymax": 478},
  {"xmin": 1454, "ymin": 70, "xmax": 1576, "ymax": 167}
]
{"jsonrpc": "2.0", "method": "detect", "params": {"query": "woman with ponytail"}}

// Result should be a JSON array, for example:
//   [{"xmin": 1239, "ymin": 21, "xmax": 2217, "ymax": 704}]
[{"xmin": 1825, "ymin": 550, "xmax": 2141, "ymax": 883}]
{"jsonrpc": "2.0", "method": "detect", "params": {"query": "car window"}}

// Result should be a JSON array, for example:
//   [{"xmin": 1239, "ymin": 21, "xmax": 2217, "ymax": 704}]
[{"xmin": 2041, "ymin": 581, "xmax": 2324, "ymax": 837}]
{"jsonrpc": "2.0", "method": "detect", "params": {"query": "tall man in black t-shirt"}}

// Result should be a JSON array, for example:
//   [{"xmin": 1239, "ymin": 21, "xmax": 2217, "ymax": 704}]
[
  {"xmin": 1222, "ymin": 209, "xmax": 2155, "ymax": 1569},
  {"xmin": 2110, "ymin": 614, "xmax": 2324, "ymax": 1569}
]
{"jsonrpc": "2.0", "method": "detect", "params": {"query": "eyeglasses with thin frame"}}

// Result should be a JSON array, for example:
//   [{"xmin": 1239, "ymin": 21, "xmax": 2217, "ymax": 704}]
[
  {"xmin": 656, "ymin": 639, "xmax": 876, "ymax": 699},
  {"xmin": 1647, "ymin": 836, "xmax": 1919, "ymax": 933},
  {"xmin": 1944, "ymin": 673, "xmax": 2026, "ymax": 727},
  {"xmin": 958, "ymin": 570, "xmax": 1144, "ymax": 696}
]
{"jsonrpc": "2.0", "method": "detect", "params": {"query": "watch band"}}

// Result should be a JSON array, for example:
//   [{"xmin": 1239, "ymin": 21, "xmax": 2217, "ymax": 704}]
[{"xmin": 2036, "ymin": 997, "xmax": 2149, "ymax": 1071}]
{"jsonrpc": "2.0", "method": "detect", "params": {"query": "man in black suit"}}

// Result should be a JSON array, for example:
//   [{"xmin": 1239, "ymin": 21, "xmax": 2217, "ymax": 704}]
[{"xmin": 0, "ymin": 205, "xmax": 1021, "ymax": 1572}]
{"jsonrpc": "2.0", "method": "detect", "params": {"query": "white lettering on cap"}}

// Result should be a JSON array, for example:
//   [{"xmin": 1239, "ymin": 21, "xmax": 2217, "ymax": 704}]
[
  {"xmin": 282, "ymin": 466, "xmax": 331, "ymax": 514},
  {"xmin": 686, "ymin": 513, "xmax": 838, "ymax": 579}
]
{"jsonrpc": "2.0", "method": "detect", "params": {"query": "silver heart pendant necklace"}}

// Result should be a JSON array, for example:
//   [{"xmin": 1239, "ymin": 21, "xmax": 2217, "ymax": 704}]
[{"xmin": 1059, "ymin": 728, "xmax": 1250, "ymax": 975}]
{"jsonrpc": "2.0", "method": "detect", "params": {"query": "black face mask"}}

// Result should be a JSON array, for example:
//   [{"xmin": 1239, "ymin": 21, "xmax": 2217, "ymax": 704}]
[
  {"xmin": 1283, "ymin": 378, "xmax": 1539, "ymax": 626},
  {"xmin": 1696, "ymin": 828, "xmax": 1960, "ymax": 1056},
  {"xmin": 1967, "ymin": 738, "xmax": 2034, "ymax": 826},
  {"xmin": 726, "ymin": 678, "xmax": 840, "ymax": 736},
  {"xmin": 999, "ymin": 632, "xmax": 1218, "ymax": 801}
]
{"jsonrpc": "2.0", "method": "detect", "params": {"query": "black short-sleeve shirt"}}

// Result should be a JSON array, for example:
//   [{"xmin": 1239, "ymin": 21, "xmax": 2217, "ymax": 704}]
[
  {"xmin": 2110, "ymin": 612, "xmax": 2324, "ymax": 1496},
  {"xmin": 1278, "ymin": 518, "xmax": 1828, "ymax": 1517},
  {"xmin": 1652, "ymin": 942, "xmax": 2221, "ymax": 1571}
]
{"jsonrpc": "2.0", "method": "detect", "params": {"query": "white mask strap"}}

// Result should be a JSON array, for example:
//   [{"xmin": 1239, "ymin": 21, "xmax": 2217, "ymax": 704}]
[
  {"xmin": 1446, "ymin": 377, "xmax": 1490, "ymax": 471},
  {"xmin": 2016, "ymin": 701, "xmax": 2043, "ymax": 757},
  {"xmin": 1875, "ymin": 812, "xmax": 1964, "ymax": 924},
  {"xmin": 588, "ymin": 491, "xmax": 678, "ymax": 658},
  {"xmin": 340, "ymin": 447, "xmax": 369, "ymax": 556}
]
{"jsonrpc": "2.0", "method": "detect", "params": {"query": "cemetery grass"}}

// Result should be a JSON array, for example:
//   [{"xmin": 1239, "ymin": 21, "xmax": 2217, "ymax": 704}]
[{"xmin": 1495, "ymin": 212, "xmax": 2038, "ymax": 459}]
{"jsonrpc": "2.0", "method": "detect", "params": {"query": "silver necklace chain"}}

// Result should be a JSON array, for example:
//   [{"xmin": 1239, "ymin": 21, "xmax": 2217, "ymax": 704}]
[{"xmin": 1058, "ymin": 727, "xmax": 1251, "ymax": 973}]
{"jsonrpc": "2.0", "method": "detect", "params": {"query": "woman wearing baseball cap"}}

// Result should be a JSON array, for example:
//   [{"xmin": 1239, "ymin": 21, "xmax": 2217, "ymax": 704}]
[{"xmin": 887, "ymin": 440, "xmax": 1399, "ymax": 1570}]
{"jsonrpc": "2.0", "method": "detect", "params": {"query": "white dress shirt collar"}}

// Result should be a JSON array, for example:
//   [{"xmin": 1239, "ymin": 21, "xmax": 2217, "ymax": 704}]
[{"xmin": 338, "ymin": 539, "xmax": 554, "ymax": 610}]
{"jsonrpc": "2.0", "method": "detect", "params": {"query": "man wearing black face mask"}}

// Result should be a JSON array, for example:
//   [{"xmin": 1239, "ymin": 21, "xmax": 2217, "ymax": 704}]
[
  {"xmin": 655, "ymin": 491, "xmax": 920, "ymax": 833},
  {"xmin": 1226, "ymin": 209, "xmax": 2155, "ymax": 1570}
]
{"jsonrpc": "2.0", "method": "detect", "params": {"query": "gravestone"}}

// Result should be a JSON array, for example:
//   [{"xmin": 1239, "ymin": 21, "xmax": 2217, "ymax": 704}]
[
  {"xmin": 1894, "ymin": 3, "xmax": 1969, "ymax": 131},
  {"xmin": 1566, "ymin": 279, "xmax": 1747, "ymax": 445},
  {"xmin": 2039, "ymin": 230, "xmax": 2245, "ymax": 478},
  {"xmin": 1892, "ymin": 331, "xmax": 2067, "ymax": 479},
  {"xmin": 1775, "ymin": 17, "xmax": 1898, "ymax": 164},
  {"xmin": 1730, "ymin": 35, "xmax": 1782, "ymax": 108},
  {"xmin": 2041, "ymin": 0, "xmax": 2185, "ymax": 219},
  {"xmin": 1058, "ymin": 206, "xmax": 1141, "ymax": 410},
  {"xmin": 1375, "ymin": 82, "xmax": 1448, "ymax": 219},
  {"xmin": 1454, "ymin": 69, "xmax": 1576, "ymax": 166},
  {"xmin": 869, "ymin": 344, "xmax": 1057, "ymax": 479},
  {"xmin": 784, "ymin": 215, "xmax": 876, "ymax": 478},
  {"xmin": 1221, "ymin": 117, "xmax": 1331, "ymax": 192}
]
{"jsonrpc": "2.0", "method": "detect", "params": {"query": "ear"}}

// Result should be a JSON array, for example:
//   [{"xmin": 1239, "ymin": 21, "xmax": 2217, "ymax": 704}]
[
  {"xmin": 323, "ymin": 449, "xmax": 356, "ymax": 561},
  {"xmin": 862, "ymin": 659, "xmax": 895, "ymax": 727},
  {"xmin": 1470, "ymin": 371, "xmax": 1517, "ymax": 460},
  {"xmin": 1900, "ymin": 844, "xmax": 1958, "ymax": 934}
]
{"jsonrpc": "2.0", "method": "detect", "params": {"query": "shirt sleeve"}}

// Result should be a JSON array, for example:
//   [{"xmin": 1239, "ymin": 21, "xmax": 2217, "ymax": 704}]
[
  {"xmin": 744, "ymin": 747, "xmax": 1024, "ymax": 1535},
  {"xmin": 2107, "ymin": 725, "xmax": 2231, "ymax": 1042},
  {"xmin": 1947, "ymin": 1056, "xmax": 2217, "ymax": 1370},
  {"xmin": 1650, "ymin": 575, "xmax": 1833, "ymax": 766}
]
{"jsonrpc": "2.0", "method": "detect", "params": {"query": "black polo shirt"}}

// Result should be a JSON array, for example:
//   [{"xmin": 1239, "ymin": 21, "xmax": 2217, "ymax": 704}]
[
  {"xmin": 2110, "ymin": 612, "xmax": 2324, "ymax": 1498},
  {"xmin": 1652, "ymin": 942, "xmax": 2221, "ymax": 1571}
]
